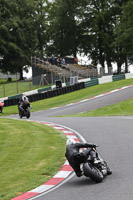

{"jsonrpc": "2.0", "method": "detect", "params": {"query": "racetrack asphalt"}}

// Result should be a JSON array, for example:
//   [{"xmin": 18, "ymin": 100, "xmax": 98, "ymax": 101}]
[{"xmin": 3, "ymin": 86, "xmax": 133, "ymax": 200}]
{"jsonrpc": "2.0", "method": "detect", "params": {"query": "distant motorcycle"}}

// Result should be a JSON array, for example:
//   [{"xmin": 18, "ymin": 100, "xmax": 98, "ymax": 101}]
[
  {"xmin": 0, "ymin": 101, "xmax": 4, "ymax": 113},
  {"xmin": 82, "ymin": 146, "xmax": 112, "ymax": 183},
  {"xmin": 18, "ymin": 99, "xmax": 31, "ymax": 119}
]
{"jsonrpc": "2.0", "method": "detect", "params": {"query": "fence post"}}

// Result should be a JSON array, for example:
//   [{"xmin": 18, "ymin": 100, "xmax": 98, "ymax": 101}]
[
  {"xmin": 16, "ymin": 81, "xmax": 19, "ymax": 94},
  {"xmin": 29, "ymin": 82, "xmax": 31, "ymax": 91},
  {"xmin": 51, "ymin": 71, "xmax": 53, "ymax": 85},
  {"xmin": 3, "ymin": 85, "xmax": 5, "ymax": 97}
]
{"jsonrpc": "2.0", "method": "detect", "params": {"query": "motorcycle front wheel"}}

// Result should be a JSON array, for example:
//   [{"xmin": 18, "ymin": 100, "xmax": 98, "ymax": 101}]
[
  {"xmin": 83, "ymin": 162, "xmax": 103, "ymax": 183},
  {"xmin": 19, "ymin": 110, "xmax": 23, "ymax": 118},
  {"xmin": 26, "ymin": 109, "xmax": 30, "ymax": 118}
]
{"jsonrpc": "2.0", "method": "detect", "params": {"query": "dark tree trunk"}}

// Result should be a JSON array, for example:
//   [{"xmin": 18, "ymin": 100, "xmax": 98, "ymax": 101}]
[
  {"xmin": 125, "ymin": 56, "xmax": 128, "ymax": 73},
  {"xmin": 19, "ymin": 68, "xmax": 24, "ymax": 80},
  {"xmin": 107, "ymin": 61, "xmax": 112, "ymax": 74},
  {"xmin": 117, "ymin": 63, "xmax": 121, "ymax": 74}
]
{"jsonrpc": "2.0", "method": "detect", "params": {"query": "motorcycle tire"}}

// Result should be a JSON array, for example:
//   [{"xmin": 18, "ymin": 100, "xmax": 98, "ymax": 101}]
[
  {"xmin": 19, "ymin": 111, "xmax": 23, "ymax": 118},
  {"xmin": 83, "ymin": 162, "xmax": 103, "ymax": 183},
  {"xmin": 26, "ymin": 110, "xmax": 30, "ymax": 118}
]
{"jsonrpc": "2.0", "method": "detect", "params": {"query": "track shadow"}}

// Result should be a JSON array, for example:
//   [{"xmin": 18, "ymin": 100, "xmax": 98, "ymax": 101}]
[
  {"xmin": 69, "ymin": 177, "xmax": 98, "ymax": 186},
  {"xmin": 68, "ymin": 173, "xmax": 111, "ymax": 187}
]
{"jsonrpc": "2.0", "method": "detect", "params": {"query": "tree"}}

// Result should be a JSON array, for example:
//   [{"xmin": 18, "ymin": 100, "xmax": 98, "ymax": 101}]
[
  {"xmin": 115, "ymin": 0, "xmax": 133, "ymax": 72},
  {"xmin": 111, "ymin": 0, "xmax": 131, "ymax": 73},
  {"xmin": 33, "ymin": 0, "xmax": 49, "ymax": 57},
  {"xmin": 0, "ymin": 0, "xmax": 132, "ymax": 77},
  {"xmin": 77, "ymin": 0, "xmax": 115, "ymax": 71},
  {"xmin": 45, "ymin": 0, "xmax": 84, "ymax": 57},
  {"xmin": 0, "ymin": 0, "xmax": 39, "ymax": 79}
]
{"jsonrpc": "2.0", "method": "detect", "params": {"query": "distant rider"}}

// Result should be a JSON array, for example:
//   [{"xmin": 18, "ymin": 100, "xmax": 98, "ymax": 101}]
[
  {"xmin": 18, "ymin": 94, "xmax": 31, "ymax": 112},
  {"xmin": 0, "ymin": 101, "xmax": 4, "ymax": 113}
]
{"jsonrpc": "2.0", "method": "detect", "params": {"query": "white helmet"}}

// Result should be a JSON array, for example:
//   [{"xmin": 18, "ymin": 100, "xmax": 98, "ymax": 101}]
[{"xmin": 66, "ymin": 138, "xmax": 76, "ymax": 146}]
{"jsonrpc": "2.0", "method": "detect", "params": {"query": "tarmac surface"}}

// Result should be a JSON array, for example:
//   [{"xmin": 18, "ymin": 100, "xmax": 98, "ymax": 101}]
[{"xmin": 4, "ymin": 86, "xmax": 133, "ymax": 200}]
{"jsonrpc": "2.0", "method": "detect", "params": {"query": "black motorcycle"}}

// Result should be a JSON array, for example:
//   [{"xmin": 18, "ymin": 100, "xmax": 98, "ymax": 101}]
[
  {"xmin": 18, "ymin": 99, "xmax": 31, "ymax": 119},
  {"xmin": 82, "ymin": 146, "xmax": 112, "ymax": 183}
]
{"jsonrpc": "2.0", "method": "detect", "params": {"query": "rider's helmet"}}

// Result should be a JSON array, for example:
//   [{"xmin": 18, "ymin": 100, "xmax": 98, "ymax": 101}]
[
  {"xmin": 66, "ymin": 138, "xmax": 76, "ymax": 146},
  {"xmin": 23, "ymin": 96, "xmax": 28, "ymax": 101},
  {"xmin": 22, "ymin": 96, "xmax": 29, "ymax": 105},
  {"xmin": 22, "ymin": 94, "xmax": 29, "ymax": 103}
]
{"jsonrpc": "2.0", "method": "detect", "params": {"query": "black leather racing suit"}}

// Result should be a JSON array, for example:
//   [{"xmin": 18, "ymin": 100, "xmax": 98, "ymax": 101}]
[{"xmin": 65, "ymin": 142, "xmax": 97, "ymax": 177}]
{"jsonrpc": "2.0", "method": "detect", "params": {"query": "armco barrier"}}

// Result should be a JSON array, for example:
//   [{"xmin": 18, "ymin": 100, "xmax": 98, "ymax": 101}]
[
  {"xmin": 8, "ymin": 94, "xmax": 22, "ymax": 100},
  {"xmin": 66, "ymin": 82, "xmax": 70, "ymax": 86},
  {"xmin": 84, "ymin": 78, "xmax": 99, "ymax": 88},
  {"xmin": 125, "ymin": 73, "xmax": 133, "ymax": 79},
  {"xmin": 112, "ymin": 74, "xmax": 125, "ymax": 81},
  {"xmin": 98, "ymin": 75, "xmax": 113, "ymax": 84},
  {"xmin": 38, "ymin": 86, "xmax": 52, "ymax": 93}
]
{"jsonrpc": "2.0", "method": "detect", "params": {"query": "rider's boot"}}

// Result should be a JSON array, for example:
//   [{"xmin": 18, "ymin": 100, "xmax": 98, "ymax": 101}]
[
  {"xmin": 93, "ymin": 158, "xmax": 101, "ymax": 164},
  {"xmin": 102, "ymin": 161, "xmax": 112, "ymax": 175},
  {"xmin": 76, "ymin": 171, "xmax": 84, "ymax": 177},
  {"xmin": 106, "ymin": 166, "xmax": 112, "ymax": 175}
]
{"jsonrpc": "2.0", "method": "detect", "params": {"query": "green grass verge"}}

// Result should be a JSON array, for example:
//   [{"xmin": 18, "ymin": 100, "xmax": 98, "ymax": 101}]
[
  {"xmin": 0, "ymin": 118, "xmax": 66, "ymax": 200},
  {"xmin": 58, "ymin": 98, "xmax": 133, "ymax": 117},
  {"xmin": 0, "ymin": 78, "xmax": 133, "ymax": 116}
]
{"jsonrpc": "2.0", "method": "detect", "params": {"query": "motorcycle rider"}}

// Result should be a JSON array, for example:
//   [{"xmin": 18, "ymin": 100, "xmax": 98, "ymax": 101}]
[
  {"xmin": 65, "ymin": 138, "xmax": 99, "ymax": 177},
  {"xmin": 65, "ymin": 138, "xmax": 112, "ymax": 177},
  {"xmin": 18, "ymin": 94, "xmax": 31, "ymax": 112},
  {"xmin": 0, "ymin": 101, "xmax": 4, "ymax": 113}
]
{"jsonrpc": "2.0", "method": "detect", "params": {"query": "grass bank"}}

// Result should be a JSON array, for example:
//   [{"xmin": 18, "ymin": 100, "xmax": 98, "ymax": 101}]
[
  {"xmin": 0, "ymin": 118, "xmax": 66, "ymax": 200},
  {"xmin": 58, "ymin": 98, "xmax": 133, "ymax": 117},
  {"xmin": 0, "ymin": 79, "xmax": 133, "ymax": 116}
]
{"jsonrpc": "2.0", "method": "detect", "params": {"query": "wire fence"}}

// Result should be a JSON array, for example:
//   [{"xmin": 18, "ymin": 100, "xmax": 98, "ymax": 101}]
[
  {"xmin": 0, "ymin": 79, "xmax": 39, "ymax": 98},
  {"xmin": 0, "ymin": 75, "xmax": 66, "ymax": 98}
]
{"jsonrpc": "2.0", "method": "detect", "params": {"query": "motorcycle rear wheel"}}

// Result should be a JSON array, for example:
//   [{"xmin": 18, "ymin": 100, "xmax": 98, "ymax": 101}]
[{"xmin": 83, "ymin": 162, "xmax": 103, "ymax": 183}]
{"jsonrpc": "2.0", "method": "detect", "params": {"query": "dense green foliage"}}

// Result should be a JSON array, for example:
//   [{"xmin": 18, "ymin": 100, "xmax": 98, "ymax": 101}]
[{"xmin": 0, "ymin": 0, "xmax": 133, "ymax": 78}]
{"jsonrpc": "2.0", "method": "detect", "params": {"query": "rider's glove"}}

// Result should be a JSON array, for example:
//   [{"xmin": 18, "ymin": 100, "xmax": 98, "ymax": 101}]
[{"xmin": 88, "ymin": 144, "xmax": 98, "ymax": 148}]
